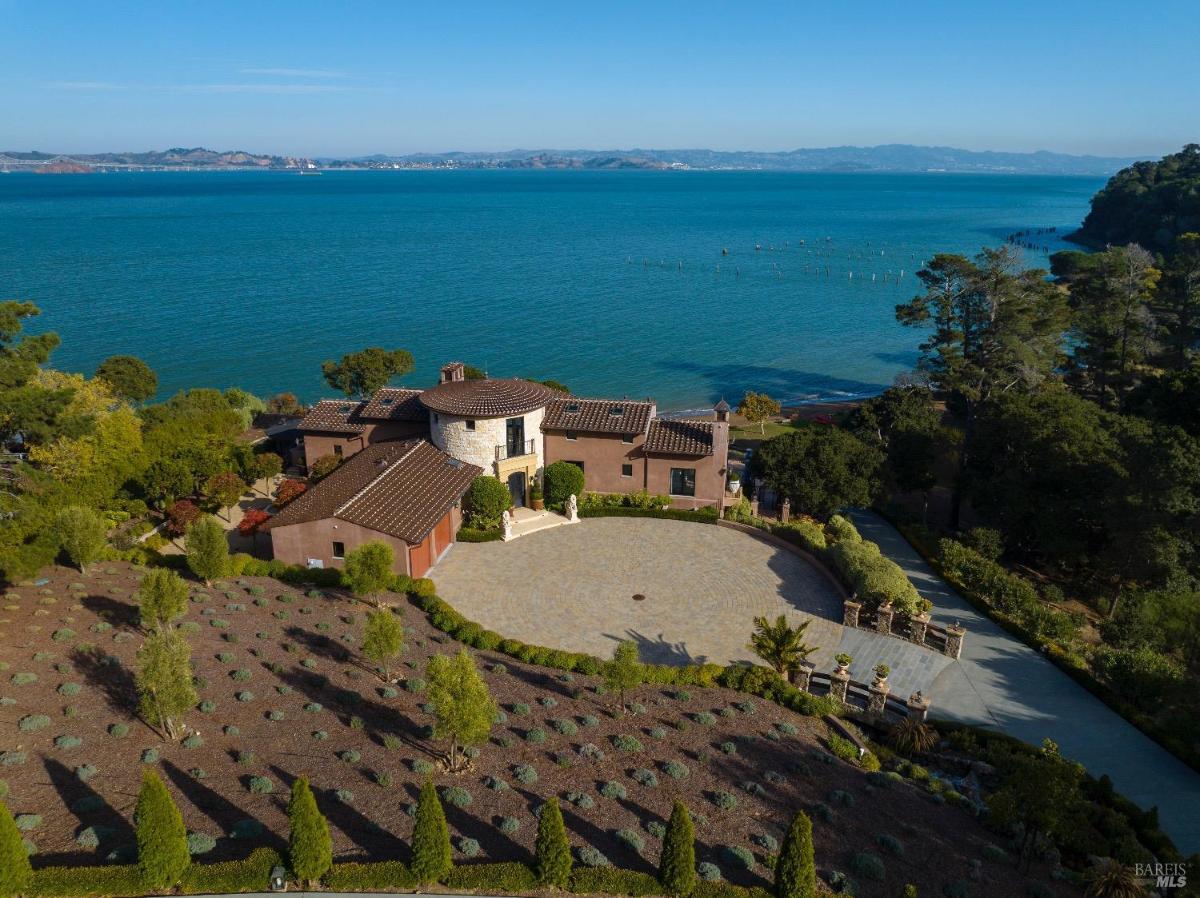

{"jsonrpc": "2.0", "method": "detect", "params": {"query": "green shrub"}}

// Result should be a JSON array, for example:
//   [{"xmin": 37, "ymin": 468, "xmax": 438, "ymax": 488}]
[
  {"xmin": 464, "ymin": 476, "xmax": 512, "ymax": 528},
  {"xmin": 446, "ymin": 862, "xmax": 537, "ymax": 892},
  {"xmin": 616, "ymin": 828, "xmax": 645, "ymax": 853},
  {"xmin": 544, "ymin": 462, "xmax": 585, "ymax": 508},
  {"xmin": 107, "ymin": 723, "xmax": 129, "ymax": 738},
  {"xmin": 569, "ymin": 867, "xmax": 663, "ymax": 896},
  {"xmin": 140, "ymin": 748, "xmax": 158, "ymax": 764},
  {"xmin": 498, "ymin": 816, "xmax": 521, "ymax": 834},
  {"xmin": 135, "ymin": 769, "xmax": 190, "ymax": 889},
  {"xmin": 612, "ymin": 734, "xmax": 643, "ymax": 752},
  {"xmin": 186, "ymin": 833, "xmax": 216, "ymax": 856},
  {"xmin": 56, "ymin": 682, "xmax": 81, "ymax": 696},
  {"xmin": 514, "ymin": 764, "xmax": 538, "ymax": 785},
  {"xmin": 76, "ymin": 764, "xmax": 97, "ymax": 781},
  {"xmin": 14, "ymin": 814, "xmax": 42, "ymax": 831},
  {"xmin": 851, "ymin": 851, "xmax": 885, "ymax": 881},
  {"xmin": 697, "ymin": 862, "xmax": 721, "ymax": 882},
  {"xmin": 178, "ymin": 847, "xmax": 281, "ymax": 893},
  {"xmin": 711, "ymin": 791, "xmax": 737, "ymax": 810},
  {"xmin": 441, "ymin": 786, "xmax": 472, "ymax": 808},
  {"xmin": 18, "ymin": 715, "xmax": 51, "ymax": 733},
  {"xmin": 693, "ymin": 711, "xmax": 716, "ymax": 725},
  {"xmin": 324, "ymin": 862, "xmax": 417, "ymax": 891},
  {"xmin": 247, "ymin": 776, "xmax": 274, "ymax": 795},
  {"xmin": 182, "ymin": 735, "xmax": 203, "ymax": 749},
  {"xmin": 54, "ymin": 735, "xmax": 82, "ymax": 750},
  {"xmin": 411, "ymin": 780, "xmax": 451, "ymax": 884},
  {"xmin": 575, "ymin": 846, "xmax": 611, "ymax": 867},
  {"xmin": 526, "ymin": 727, "xmax": 548, "ymax": 744},
  {"xmin": 877, "ymin": 834, "xmax": 904, "ymax": 856},
  {"xmin": 723, "ymin": 845, "xmax": 754, "ymax": 869},
  {"xmin": 632, "ymin": 768, "xmax": 658, "ymax": 787},
  {"xmin": 829, "ymin": 538, "xmax": 924, "ymax": 615},
  {"xmin": 600, "ymin": 781, "xmax": 627, "ymax": 800},
  {"xmin": 553, "ymin": 718, "xmax": 579, "ymax": 736},
  {"xmin": 26, "ymin": 864, "xmax": 142, "ymax": 898}
]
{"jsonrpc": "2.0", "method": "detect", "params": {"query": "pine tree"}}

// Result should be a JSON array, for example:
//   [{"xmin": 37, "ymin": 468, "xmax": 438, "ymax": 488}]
[
  {"xmin": 362, "ymin": 607, "xmax": 404, "ymax": 682},
  {"xmin": 658, "ymin": 801, "xmax": 696, "ymax": 898},
  {"xmin": 0, "ymin": 798, "xmax": 33, "ymax": 898},
  {"xmin": 774, "ymin": 810, "xmax": 816, "ymax": 898},
  {"xmin": 137, "ymin": 568, "xmax": 189, "ymax": 633},
  {"xmin": 426, "ymin": 649, "xmax": 496, "ymax": 771},
  {"xmin": 603, "ymin": 639, "xmax": 644, "ymax": 711},
  {"xmin": 54, "ymin": 505, "xmax": 108, "ymax": 574},
  {"xmin": 534, "ymin": 796, "xmax": 571, "ymax": 888},
  {"xmin": 288, "ymin": 776, "xmax": 332, "ymax": 884},
  {"xmin": 135, "ymin": 769, "xmax": 190, "ymax": 889},
  {"xmin": 185, "ymin": 515, "xmax": 229, "ymax": 586},
  {"xmin": 136, "ymin": 630, "xmax": 198, "ymax": 740},
  {"xmin": 343, "ymin": 541, "xmax": 395, "ymax": 605},
  {"xmin": 411, "ymin": 779, "xmax": 451, "ymax": 884}
]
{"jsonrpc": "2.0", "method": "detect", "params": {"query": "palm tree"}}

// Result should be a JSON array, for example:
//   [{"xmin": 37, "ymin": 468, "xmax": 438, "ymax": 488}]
[
  {"xmin": 748, "ymin": 615, "xmax": 817, "ymax": 683},
  {"xmin": 1085, "ymin": 860, "xmax": 1146, "ymax": 898}
]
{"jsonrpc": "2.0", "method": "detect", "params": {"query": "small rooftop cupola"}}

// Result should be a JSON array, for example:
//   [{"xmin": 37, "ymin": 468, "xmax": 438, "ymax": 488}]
[
  {"xmin": 714, "ymin": 398, "xmax": 731, "ymax": 423},
  {"xmin": 440, "ymin": 362, "xmax": 466, "ymax": 384}
]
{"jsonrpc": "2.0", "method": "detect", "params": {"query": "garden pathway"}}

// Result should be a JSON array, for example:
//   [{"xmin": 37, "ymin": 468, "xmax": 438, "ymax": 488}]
[{"xmin": 849, "ymin": 509, "xmax": 1200, "ymax": 854}]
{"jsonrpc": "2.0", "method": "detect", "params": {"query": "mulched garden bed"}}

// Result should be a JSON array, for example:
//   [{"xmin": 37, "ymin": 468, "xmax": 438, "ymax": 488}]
[{"xmin": 0, "ymin": 562, "xmax": 1075, "ymax": 897}]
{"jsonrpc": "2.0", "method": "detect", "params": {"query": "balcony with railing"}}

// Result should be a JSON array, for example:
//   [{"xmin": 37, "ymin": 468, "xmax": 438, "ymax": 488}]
[{"xmin": 495, "ymin": 438, "xmax": 536, "ymax": 461}]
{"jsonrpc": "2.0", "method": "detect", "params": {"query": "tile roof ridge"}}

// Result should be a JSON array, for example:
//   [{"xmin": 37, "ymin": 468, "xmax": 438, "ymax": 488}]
[{"xmin": 333, "ymin": 441, "xmax": 423, "ymax": 518}]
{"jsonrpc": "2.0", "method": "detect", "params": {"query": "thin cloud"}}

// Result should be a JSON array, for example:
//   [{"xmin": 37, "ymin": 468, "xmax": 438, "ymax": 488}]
[
  {"xmin": 44, "ymin": 80, "xmax": 348, "ymax": 95},
  {"xmin": 240, "ymin": 67, "xmax": 349, "ymax": 78}
]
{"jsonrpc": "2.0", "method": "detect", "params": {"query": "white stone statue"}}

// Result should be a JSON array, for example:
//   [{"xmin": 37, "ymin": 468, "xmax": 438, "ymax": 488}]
[
  {"xmin": 501, "ymin": 509, "xmax": 512, "ymax": 540},
  {"xmin": 566, "ymin": 493, "xmax": 578, "ymax": 522}
]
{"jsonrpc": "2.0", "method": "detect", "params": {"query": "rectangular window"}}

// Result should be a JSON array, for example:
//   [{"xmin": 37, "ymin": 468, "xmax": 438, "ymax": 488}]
[
  {"xmin": 621, "ymin": 464, "xmax": 633, "ymax": 478},
  {"xmin": 506, "ymin": 417, "xmax": 525, "ymax": 457},
  {"xmin": 670, "ymin": 467, "xmax": 696, "ymax": 497},
  {"xmin": 566, "ymin": 461, "xmax": 585, "ymax": 474},
  {"xmin": 333, "ymin": 444, "xmax": 343, "ymax": 456},
  {"xmin": 466, "ymin": 419, "xmax": 476, "ymax": 431},
  {"xmin": 622, "ymin": 434, "xmax": 634, "ymax": 444},
  {"xmin": 332, "ymin": 541, "xmax": 346, "ymax": 559},
  {"xmin": 565, "ymin": 430, "xmax": 578, "ymax": 441}
]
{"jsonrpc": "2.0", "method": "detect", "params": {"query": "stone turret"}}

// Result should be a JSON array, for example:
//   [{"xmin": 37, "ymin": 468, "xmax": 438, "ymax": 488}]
[{"xmin": 440, "ymin": 362, "xmax": 466, "ymax": 384}]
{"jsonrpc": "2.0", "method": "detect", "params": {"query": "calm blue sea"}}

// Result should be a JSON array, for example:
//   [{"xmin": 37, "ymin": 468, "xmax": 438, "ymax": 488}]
[{"xmin": 0, "ymin": 170, "xmax": 1101, "ymax": 410}]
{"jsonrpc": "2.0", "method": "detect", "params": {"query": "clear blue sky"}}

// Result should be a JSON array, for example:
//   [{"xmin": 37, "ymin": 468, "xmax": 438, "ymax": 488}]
[{"xmin": 1, "ymin": 0, "xmax": 1195, "ymax": 157}]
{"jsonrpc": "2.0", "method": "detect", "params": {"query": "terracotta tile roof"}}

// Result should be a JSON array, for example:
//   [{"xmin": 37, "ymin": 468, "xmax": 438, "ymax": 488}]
[
  {"xmin": 297, "ymin": 399, "xmax": 367, "ymax": 434},
  {"xmin": 359, "ymin": 388, "xmax": 428, "ymax": 422},
  {"xmin": 263, "ymin": 441, "xmax": 481, "ymax": 544},
  {"xmin": 644, "ymin": 419, "xmax": 715, "ymax": 456},
  {"xmin": 542, "ymin": 397, "xmax": 654, "ymax": 435},
  {"xmin": 420, "ymin": 378, "xmax": 555, "ymax": 418}
]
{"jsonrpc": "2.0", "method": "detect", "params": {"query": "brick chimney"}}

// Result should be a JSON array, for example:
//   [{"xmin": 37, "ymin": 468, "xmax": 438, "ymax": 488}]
[{"xmin": 440, "ymin": 362, "xmax": 466, "ymax": 384}]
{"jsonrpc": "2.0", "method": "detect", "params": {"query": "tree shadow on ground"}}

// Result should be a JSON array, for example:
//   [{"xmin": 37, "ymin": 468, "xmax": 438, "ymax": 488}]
[
  {"xmin": 36, "ymin": 756, "xmax": 137, "ymax": 866},
  {"xmin": 69, "ymin": 645, "xmax": 138, "ymax": 714},
  {"xmin": 614, "ymin": 629, "xmax": 708, "ymax": 666},
  {"xmin": 161, "ymin": 759, "xmax": 282, "ymax": 857},
  {"xmin": 80, "ymin": 593, "xmax": 140, "ymax": 630}
]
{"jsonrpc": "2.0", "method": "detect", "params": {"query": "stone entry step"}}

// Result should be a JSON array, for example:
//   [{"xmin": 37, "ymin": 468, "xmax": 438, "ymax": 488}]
[{"xmin": 506, "ymin": 508, "xmax": 578, "ymax": 541}]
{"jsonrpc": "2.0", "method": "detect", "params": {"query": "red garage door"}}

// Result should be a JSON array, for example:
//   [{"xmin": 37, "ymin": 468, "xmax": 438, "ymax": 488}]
[{"xmin": 409, "ymin": 535, "xmax": 432, "ymax": 578}]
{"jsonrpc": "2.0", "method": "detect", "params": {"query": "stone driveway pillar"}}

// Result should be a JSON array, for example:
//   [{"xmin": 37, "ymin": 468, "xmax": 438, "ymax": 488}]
[
  {"xmin": 793, "ymin": 661, "xmax": 814, "ymax": 693},
  {"xmin": 867, "ymin": 679, "xmax": 890, "ymax": 716},
  {"xmin": 944, "ymin": 623, "xmax": 966, "ymax": 659},
  {"xmin": 906, "ymin": 691, "xmax": 931, "ymax": 722},
  {"xmin": 875, "ymin": 602, "xmax": 895, "ymax": 635},
  {"xmin": 829, "ymin": 668, "xmax": 850, "ymax": 704},
  {"xmin": 909, "ymin": 612, "xmax": 930, "ymax": 646},
  {"xmin": 843, "ymin": 599, "xmax": 861, "ymax": 628}
]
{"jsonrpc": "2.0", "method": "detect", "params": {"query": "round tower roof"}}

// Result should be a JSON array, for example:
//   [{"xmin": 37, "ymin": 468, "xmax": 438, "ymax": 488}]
[{"xmin": 419, "ymin": 378, "xmax": 555, "ymax": 418}]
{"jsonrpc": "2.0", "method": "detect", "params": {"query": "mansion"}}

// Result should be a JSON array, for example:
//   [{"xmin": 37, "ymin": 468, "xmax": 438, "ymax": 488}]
[{"xmin": 265, "ymin": 363, "xmax": 732, "ymax": 576}]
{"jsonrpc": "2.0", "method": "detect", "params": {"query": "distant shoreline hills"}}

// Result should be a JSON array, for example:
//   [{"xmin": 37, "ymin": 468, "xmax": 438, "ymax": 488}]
[{"xmin": 0, "ymin": 144, "xmax": 1146, "ymax": 175}]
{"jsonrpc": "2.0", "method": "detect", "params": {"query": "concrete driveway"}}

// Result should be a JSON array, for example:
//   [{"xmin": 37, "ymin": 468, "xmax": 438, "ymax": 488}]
[{"xmin": 850, "ymin": 509, "xmax": 1200, "ymax": 855}]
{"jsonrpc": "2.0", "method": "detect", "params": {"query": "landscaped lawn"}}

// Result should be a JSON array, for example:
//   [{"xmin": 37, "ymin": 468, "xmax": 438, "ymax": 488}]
[{"xmin": 0, "ymin": 562, "xmax": 1070, "ymax": 898}]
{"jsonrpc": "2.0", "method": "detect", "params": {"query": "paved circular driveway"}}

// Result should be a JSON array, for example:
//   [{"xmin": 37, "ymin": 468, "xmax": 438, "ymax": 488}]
[{"xmin": 431, "ymin": 517, "xmax": 850, "ymax": 668}]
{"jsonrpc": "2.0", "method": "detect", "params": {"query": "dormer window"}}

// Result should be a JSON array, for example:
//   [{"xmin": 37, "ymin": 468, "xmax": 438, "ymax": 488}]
[
  {"xmin": 381, "ymin": 397, "xmax": 394, "ymax": 406},
  {"xmin": 610, "ymin": 406, "xmax": 624, "ymax": 416},
  {"xmin": 565, "ymin": 403, "xmax": 580, "ymax": 414},
  {"xmin": 338, "ymin": 404, "xmax": 353, "ymax": 414}
]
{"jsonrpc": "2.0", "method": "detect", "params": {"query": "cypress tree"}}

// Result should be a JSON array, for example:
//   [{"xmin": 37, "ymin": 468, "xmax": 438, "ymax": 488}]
[
  {"xmin": 658, "ymin": 801, "xmax": 696, "ymax": 898},
  {"xmin": 774, "ymin": 810, "xmax": 816, "ymax": 898},
  {"xmin": 135, "ymin": 769, "xmax": 190, "ymax": 889},
  {"xmin": 900, "ymin": 886, "xmax": 918, "ymax": 898},
  {"xmin": 288, "ymin": 776, "xmax": 332, "ymax": 884},
  {"xmin": 534, "ymin": 796, "xmax": 572, "ymax": 888},
  {"xmin": 411, "ymin": 779, "xmax": 451, "ymax": 884},
  {"xmin": 0, "ymin": 798, "xmax": 33, "ymax": 898}
]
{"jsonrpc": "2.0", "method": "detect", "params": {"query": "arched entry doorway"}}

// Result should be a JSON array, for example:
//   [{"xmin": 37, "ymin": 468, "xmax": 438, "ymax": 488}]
[{"xmin": 507, "ymin": 470, "xmax": 526, "ymax": 508}]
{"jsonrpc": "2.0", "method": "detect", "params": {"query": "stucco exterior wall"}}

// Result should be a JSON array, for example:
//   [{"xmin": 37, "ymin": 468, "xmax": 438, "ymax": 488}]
[
  {"xmin": 302, "ymin": 420, "xmax": 429, "ymax": 469},
  {"xmin": 269, "ymin": 518, "xmax": 414, "ymax": 575},
  {"xmin": 269, "ymin": 504, "xmax": 462, "ymax": 577},
  {"xmin": 430, "ymin": 407, "xmax": 545, "ymax": 477},
  {"xmin": 543, "ymin": 431, "xmax": 646, "ymax": 494}
]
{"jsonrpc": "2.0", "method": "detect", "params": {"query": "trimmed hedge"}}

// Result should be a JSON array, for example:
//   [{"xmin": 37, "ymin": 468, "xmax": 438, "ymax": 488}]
[
  {"xmin": 444, "ymin": 861, "xmax": 538, "ymax": 891},
  {"xmin": 456, "ymin": 527, "xmax": 504, "ymax": 543},
  {"xmin": 579, "ymin": 506, "xmax": 719, "ymax": 524},
  {"xmin": 569, "ymin": 868, "xmax": 663, "ymax": 896},
  {"xmin": 26, "ymin": 866, "xmax": 143, "ymax": 898},
  {"xmin": 178, "ymin": 847, "xmax": 281, "ymax": 893},
  {"xmin": 324, "ymin": 861, "xmax": 418, "ymax": 890}
]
